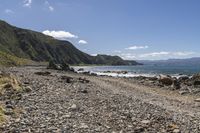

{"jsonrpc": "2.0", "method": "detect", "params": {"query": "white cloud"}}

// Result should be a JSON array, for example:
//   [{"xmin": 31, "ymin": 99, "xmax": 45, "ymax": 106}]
[
  {"xmin": 139, "ymin": 51, "xmax": 169, "ymax": 58},
  {"xmin": 113, "ymin": 50, "xmax": 122, "ymax": 53},
  {"xmin": 91, "ymin": 54, "xmax": 97, "ymax": 56},
  {"xmin": 45, "ymin": 0, "xmax": 54, "ymax": 12},
  {"xmin": 119, "ymin": 53, "xmax": 136, "ymax": 60},
  {"xmin": 125, "ymin": 45, "xmax": 149, "ymax": 50},
  {"xmin": 4, "ymin": 9, "xmax": 14, "ymax": 14},
  {"xmin": 173, "ymin": 51, "xmax": 195, "ymax": 56},
  {"xmin": 78, "ymin": 40, "xmax": 88, "ymax": 44},
  {"xmin": 42, "ymin": 30, "xmax": 78, "ymax": 40},
  {"xmin": 49, "ymin": 6, "xmax": 54, "ymax": 11},
  {"xmin": 23, "ymin": 0, "xmax": 32, "ymax": 7},
  {"xmin": 116, "ymin": 51, "xmax": 196, "ymax": 60},
  {"xmin": 138, "ymin": 51, "xmax": 195, "ymax": 59}
]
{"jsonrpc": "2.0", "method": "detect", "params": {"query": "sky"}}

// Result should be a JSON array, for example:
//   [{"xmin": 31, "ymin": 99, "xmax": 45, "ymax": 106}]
[{"xmin": 1, "ymin": 0, "xmax": 200, "ymax": 60}]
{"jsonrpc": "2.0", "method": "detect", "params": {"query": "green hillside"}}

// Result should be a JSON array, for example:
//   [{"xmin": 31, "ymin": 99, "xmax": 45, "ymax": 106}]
[{"xmin": 0, "ymin": 20, "xmax": 140, "ymax": 66}]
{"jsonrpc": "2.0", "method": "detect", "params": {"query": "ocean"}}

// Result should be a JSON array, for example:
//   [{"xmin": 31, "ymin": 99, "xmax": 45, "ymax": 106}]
[{"xmin": 74, "ymin": 63, "xmax": 200, "ymax": 77}]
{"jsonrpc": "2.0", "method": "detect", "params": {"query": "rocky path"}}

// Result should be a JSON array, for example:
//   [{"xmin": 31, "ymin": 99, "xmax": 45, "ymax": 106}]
[{"xmin": 1, "ymin": 67, "xmax": 200, "ymax": 132}]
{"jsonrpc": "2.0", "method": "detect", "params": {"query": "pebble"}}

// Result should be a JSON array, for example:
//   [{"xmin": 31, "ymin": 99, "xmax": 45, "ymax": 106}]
[
  {"xmin": 173, "ymin": 129, "xmax": 180, "ymax": 133},
  {"xmin": 141, "ymin": 120, "xmax": 151, "ymax": 124},
  {"xmin": 70, "ymin": 104, "xmax": 77, "ymax": 110},
  {"xmin": 79, "ymin": 123, "xmax": 88, "ymax": 129},
  {"xmin": 194, "ymin": 98, "xmax": 200, "ymax": 102}
]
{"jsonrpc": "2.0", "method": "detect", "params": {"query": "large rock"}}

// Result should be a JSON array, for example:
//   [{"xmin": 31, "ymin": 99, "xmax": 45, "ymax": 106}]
[
  {"xmin": 193, "ymin": 80, "xmax": 200, "ymax": 86},
  {"xmin": 158, "ymin": 75, "xmax": 173, "ymax": 86},
  {"xmin": 47, "ymin": 60, "xmax": 60, "ymax": 70},
  {"xmin": 173, "ymin": 79, "xmax": 181, "ymax": 89},
  {"xmin": 60, "ymin": 62, "xmax": 75, "ymax": 72},
  {"xmin": 190, "ymin": 73, "xmax": 200, "ymax": 86}
]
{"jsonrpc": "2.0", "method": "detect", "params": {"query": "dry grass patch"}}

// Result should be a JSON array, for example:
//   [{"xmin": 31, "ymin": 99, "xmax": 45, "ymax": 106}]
[
  {"xmin": 0, "ymin": 105, "xmax": 6, "ymax": 124},
  {"xmin": 0, "ymin": 73, "xmax": 22, "ymax": 95}
]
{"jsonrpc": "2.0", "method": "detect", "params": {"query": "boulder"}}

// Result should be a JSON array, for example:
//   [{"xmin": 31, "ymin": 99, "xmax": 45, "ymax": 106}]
[
  {"xmin": 60, "ymin": 62, "xmax": 75, "ymax": 72},
  {"xmin": 193, "ymin": 80, "xmax": 200, "ymax": 86},
  {"xmin": 61, "ymin": 76, "xmax": 73, "ymax": 83},
  {"xmin": 191, "ymin": 73, "xmax": 200, "ymax": 80},
  {"xmin": 173, "ymin": 79, "xmax": 181, "ymax": 89},
  {"xmin": 77, "ymin": 68, "xmax": 84, "ymax": 71},
  {"xmin": 178, "ymin": 75, "xmax": 189, "ymax": 81},
  {"xmin": 47, "ymin": 60, "xmax": 60, "ymax": 70},
  {"xmin": 158, "ymin": 75, "xmax": 173, "ymax": 86},
  {"xmin": 60, "ymin": 62, "xmax": 71, "ymax": 71}
]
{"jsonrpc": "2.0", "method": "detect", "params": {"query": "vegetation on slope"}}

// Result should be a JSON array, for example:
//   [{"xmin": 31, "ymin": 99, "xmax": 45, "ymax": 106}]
[
  {"xmin": 0, "ymin": 51, "xmax": 32, "ymax": 66},
  {"xmin": 0, "ymin": 20, "xmax": 140, "ymax": 66}
]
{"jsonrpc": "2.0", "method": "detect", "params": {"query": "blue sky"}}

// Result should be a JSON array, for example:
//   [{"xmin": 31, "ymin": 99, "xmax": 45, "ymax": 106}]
[{"xmin": 1, "ymin": 0, "xmax": 200, "ymax": 60}]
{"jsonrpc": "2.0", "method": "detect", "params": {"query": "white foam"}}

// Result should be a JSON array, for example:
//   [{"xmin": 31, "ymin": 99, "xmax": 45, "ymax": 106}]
[{"xmin": 94, "ymin": 72, "xmax": 156, "ymax": 78}]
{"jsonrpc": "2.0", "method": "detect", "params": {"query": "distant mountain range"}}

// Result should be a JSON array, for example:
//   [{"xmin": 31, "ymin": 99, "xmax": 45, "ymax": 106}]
[
  {"xmin": 0, "ymin": 20, "xmax": 140, "ymax": 66},
  {"xmin": 137, "ymin": 57, "xmax": 200, "ymax": 65}
]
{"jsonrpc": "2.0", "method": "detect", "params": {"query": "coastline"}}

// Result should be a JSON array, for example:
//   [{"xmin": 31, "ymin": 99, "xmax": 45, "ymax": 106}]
[{"xmin": 0, "ymin": 66, "xmax": 200, "ymax": 132}]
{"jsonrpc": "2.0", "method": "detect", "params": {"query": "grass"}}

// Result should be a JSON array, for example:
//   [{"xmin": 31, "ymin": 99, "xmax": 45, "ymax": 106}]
[
  {"xmin": 0, "ymin": 51, "xmax": 32, "ymax": 67},
  {"xmin": 0, "ymin": 73, "xmax": 22, "ymax": 95},
  {"xmin": 0, "ymin": 105, "xmax": 5, "ymax": 124}
]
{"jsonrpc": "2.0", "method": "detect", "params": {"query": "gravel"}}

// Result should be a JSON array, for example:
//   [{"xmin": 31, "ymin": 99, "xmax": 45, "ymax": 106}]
[{"xmin": 0, "ymin": 66, "xmax": 200, "ymax": 132}]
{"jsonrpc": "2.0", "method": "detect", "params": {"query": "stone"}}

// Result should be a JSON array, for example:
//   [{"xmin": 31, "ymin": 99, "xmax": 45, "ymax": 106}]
[
  {"xmin": 61, "ymin": 76, "xmax": 73, "ymax": 83},
  {"xmin": 77, "ymin": 68, "xmax": 84, "ymax": 71},
  {"xmin": 193, "ymin": 80, "xmax": 200, "ymax": 86},
  {"xmin": 70, "ymin": 104, "xmax": 77, "ymax": 110},
  {"xmin": 173, "ymin": 79, "xmax": 181, "ymax": 89},
  {"xmin": 63, "ymin": 114, "xmax": 71, "ymax": 118},
  {"xmin": 134, "ymin": 127, "xmax": 145, "ymax": 132},
  {"xmin": 179, "ymin": 90, "xmax": 189, "ymax": 95},
  {"xmin": 178, "ymin": 76, "xmax": 189, "ymax": 81},
  {"xmin": 194, "ymin": 98, "xmax": 200, "ymax": 102},
  {"xmin": 80, "ymin": 89, "xmax": 88, "ymax": 94},
  {"xmin": 23, "ymin": 86, "xmax": 32, "ymax": 92},
  {"xmin": 34, "ymin": 71, "xmax": 51, "ymax": 76},
  {"xmin": 141, "ymin": 120, "xmax": 151, "ymax": 124},
  {"xmin": 47, "ymin": 60, "xmax": 60, "ymax": 70},
  {"xmin": 158, "ymin": 75, "xmax": 173, "ymax": 86},
  {"xmin": 79, "ymin": 77, "xmax": 90, "ymax": 83},
  {"xmin": 6, "ymin": 104, "xmax": 14, "ymax": 109},
  {"xmin": 173, "ymin": 129, "xmax": 180, "ymax": 133},
  {"xmin": 79, "ymin": 123, "xmax": 88, "ymax": 129}
]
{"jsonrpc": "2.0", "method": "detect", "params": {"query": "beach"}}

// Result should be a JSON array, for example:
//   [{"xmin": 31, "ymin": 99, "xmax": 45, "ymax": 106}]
[{"xmin": 0, "ymin": 66, "xmax": 200, "ymax": 132}]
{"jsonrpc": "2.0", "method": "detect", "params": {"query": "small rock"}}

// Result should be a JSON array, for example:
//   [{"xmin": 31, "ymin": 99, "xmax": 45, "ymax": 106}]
[
  {"xmin": 23, "ymin": 86, "xmax": 32, "ymax": 92},
  {"xmin": 6, "ymin": 104, "xmax": 14, "ymax": 109},
  {"xmin": 134, "ymin": 127, "xmax": 145, "ymax": 132},
  {"xmin": 158, "ymin": 75, "xmax": 173, "ymax": 86},
  {"xmin": 173, "ymin": 129, "xmax": 180, "ymax": 133},
  {"xmin": 194, "ymin": 98, "xmax": 200, "ymax": 102},
  {"xmin": 63, "ymin": 114, "xmax": 71, "ymax": 118},
  {"xmin": 77, "ymin": 68, "xmax": 84, "ymax": 71},
  {"xmin": 79, "ymin": 123, "xmax": 88, "ymax": 129},
  {"xmin": 80, "ymin": 89, "xmax": 88, "ymax": 94},
  {"xmin": 70, "ymin": 104, "xmax": 77, "ymax": 110},
  {"xmin": 194, "ymin": 80, "xmax": 200, "ymax": 86},
  {"xmin": 23, "ymin": 81, "xmax": 30, "ymax": 85},
  {"xmin": 141, "ymin": 120, "xmax": 151, "ymax": 124},
  {"xmin": 179, "ymin": 90, "xmax": 189, "ymax": 95}
]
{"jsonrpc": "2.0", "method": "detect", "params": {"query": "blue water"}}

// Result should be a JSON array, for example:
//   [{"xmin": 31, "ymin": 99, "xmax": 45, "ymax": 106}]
[{"xmin": 75, "ymin": 63, "xmax": 200, "ymax": 76}]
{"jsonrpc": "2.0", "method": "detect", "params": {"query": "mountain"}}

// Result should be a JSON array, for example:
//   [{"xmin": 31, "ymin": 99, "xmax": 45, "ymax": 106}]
[
  {"xmin": 0, "ymin": 20, "xmax": 140, "ymax": 66},
  {"xmin": 137, "ymin": 57, "xmax": 200, "ymax": 66}
]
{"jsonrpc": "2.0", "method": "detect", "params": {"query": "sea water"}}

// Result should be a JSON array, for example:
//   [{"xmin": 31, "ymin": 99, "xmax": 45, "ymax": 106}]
[{"xmin": 74, "ymin": 63, "xmax": 200, "ymax": 78}]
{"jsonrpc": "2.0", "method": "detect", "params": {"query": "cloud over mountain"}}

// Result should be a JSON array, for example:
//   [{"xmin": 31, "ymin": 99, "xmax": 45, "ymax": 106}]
[{"xmin": 42, "ymin": 30, "xmax": 78, "ymax": 40}]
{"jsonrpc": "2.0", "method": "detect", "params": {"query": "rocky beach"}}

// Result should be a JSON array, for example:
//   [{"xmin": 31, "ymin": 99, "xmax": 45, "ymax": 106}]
[{"xmin": 0, "ymin": 66, "xmax": 200, "ymax": 132}]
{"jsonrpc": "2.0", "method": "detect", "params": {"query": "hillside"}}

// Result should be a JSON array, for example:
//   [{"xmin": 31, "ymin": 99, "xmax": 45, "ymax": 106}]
[{"xmin": 0, "ymin": 20, "xmax": 140, "ymax": 66}]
